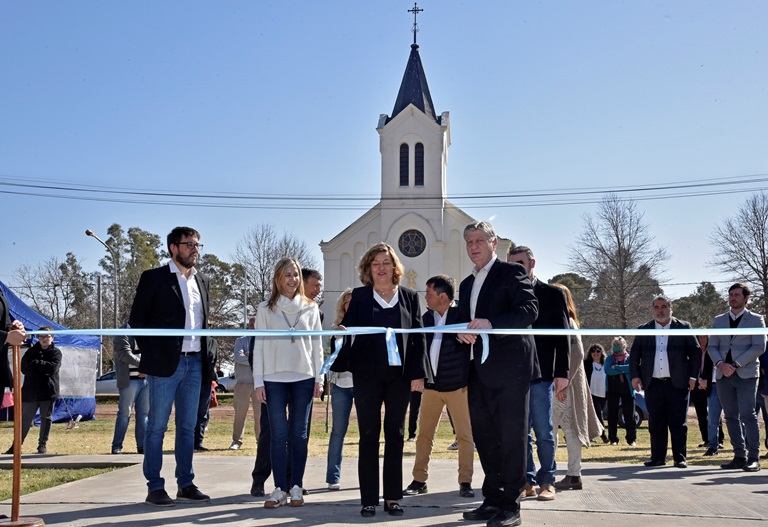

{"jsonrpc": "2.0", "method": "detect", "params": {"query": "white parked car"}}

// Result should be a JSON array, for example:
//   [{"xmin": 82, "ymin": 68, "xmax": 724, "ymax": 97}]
[
  {"xmin": 216, "ymin": 373, "xmax": 238, "ymax": 393},
  {"xmin": 95, "ymin": 371, "xmax": 119, "ymax": 395}
]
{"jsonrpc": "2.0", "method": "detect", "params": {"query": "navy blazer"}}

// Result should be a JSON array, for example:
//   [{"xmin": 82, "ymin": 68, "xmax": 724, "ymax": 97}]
[
  {"xmin": 129, "ymin": 264, "xmax": 215, "ymax": 383},
  {"xmin": 334, "ymin": 285, "xmax": 426, "ymax": 381},
  {"xmin": 458, "ymin": 259, "xmax": 540, "ymax": 389},
  {"xmin": 629, "ymin": 317, "xmax": 701, "ymax": 391},
  {"xmin": 532, "ymin": 280, "xmax": 571, "ymax": 381}
]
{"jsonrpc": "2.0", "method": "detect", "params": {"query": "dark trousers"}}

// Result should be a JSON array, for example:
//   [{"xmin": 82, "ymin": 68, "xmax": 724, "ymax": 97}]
[
  {"xmin": 645, "ymin": 378, "xmax": 690, "ymax": 463},
  {"xmin": 194, "ymin": 382, "xmax": 212, "ymax": 448},
  {"xmin": 20, "ymin": 399, "xmax": 55, "ymax": 447},
  {"xmin": 252, "ymin": 403, "xmax": 272, "ymax": 485},
  {"xmin": 606, "ymin": 390, "xmax": 636, "ymax": 443},
  {"xmin": 407, "ymin": 391, "xmax": 422, "ymax": 439},
  {"xmin": 353, "ymin": 368, "xmax": 411, "ymax": 507},
  {"xmin": 468, "ymin": 363, "xmax": 529, "ymax": 514},
  {"xmin": 690, "ymin": 386, "xmax": 709, "ymax": 443},
  {"xmin": 591, "ymin": 395, "xmax": 606, "ymax": 425}
]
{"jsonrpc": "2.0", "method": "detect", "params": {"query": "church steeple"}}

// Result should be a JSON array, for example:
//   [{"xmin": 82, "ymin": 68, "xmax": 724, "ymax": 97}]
[{"xmin": 390, "ymin": 43, "xmax": 437, "ymax": 123}]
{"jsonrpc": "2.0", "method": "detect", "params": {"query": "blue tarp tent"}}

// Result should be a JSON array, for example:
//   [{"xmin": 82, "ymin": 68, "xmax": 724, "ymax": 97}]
[{"xmin": 1, "ymin": 281, "xmax": 99, "ymax": 422}]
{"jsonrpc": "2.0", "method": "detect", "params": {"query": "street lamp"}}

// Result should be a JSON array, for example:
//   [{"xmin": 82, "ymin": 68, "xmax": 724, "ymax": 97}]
[{"xmin": 85, "ymin": 229, "xmax": 119, "ymax": 328}]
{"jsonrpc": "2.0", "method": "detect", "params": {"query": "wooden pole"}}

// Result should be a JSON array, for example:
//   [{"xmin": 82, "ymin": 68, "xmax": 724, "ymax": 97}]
[{"xmin": 0, "ymin": 344, "xmax": 45, "ymax": 527}]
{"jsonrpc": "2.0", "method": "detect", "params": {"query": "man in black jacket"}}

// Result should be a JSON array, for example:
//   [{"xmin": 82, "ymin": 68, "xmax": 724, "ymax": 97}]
[
  {"xmin": 629, "ymin": 295, "xmax": 700, "ymax": 468},
  {"xmin": 129, "ymin": 226, "xmax": 213, "ymax": 507},
  {"xmin": 404, "ymin": 275, "xmax": 474, "ymax": 498},
  {"xmin": 507, "ymin": 246, "xmax": 570, "ymax": 501}
]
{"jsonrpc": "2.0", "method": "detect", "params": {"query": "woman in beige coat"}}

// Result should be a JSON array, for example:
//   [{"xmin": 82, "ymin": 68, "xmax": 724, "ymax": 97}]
[{"xmin": 551, "ymin": 283, "xmax": 603, "ymax": 490}]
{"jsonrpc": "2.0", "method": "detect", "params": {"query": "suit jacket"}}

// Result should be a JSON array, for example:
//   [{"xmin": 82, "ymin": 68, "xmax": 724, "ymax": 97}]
[
  {"xmin": 113, "ymin": 323, "xmax": 141, "ymax": 389},
  {"xmin": 0, "ymin": 290, "xmax": 13, "ymax": 391},
  {"xmin": 458, "ymin": 259, "xmax": 540, "ymax": 389},
  {"xmin": 629, "ymin": 317, "xmax": 701, "ymax": 391},
  {"xmin": 532, "ymin": 281, "xmax": 571, "ymax": 380},
  {"xmin": 129, "ymin": 264, "xmax": 214, "ymax": 383},
  {"xmin": 708, "ymin": 309, "xmax": 766, "ymax": 380},
  {"xmin": 332, "ymin": 285, "xmax": 426, "ymax": 381},
  {"xmin": 423, "ymin": 305, "xmax": 470, "ymax": 392}
]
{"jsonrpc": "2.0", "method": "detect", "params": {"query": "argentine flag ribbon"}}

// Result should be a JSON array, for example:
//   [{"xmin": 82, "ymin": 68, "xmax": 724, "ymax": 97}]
[{"xmin": 320, "ymin": 336, "xmax": 345, "ymax": 376}]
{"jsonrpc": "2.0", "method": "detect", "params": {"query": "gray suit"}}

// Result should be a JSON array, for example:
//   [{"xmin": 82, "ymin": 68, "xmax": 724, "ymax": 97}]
[{"xmin": 708, "ymin": 309, "xmax": 766, "ymax": 461}]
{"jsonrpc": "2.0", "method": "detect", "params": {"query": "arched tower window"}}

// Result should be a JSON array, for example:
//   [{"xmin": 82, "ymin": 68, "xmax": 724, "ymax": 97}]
[
  {"xmin": 399, "ymin": 143, "xmax": 409, "ymax": 186},
  {"xmin": 415, "ymin": 143, "xmax": 424, "ymax": 186}
]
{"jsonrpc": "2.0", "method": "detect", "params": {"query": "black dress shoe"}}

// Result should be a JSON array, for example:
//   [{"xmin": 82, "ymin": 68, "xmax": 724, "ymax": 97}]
[
  {"xmin": 674, "ymin": 461, "xmax": 687, "ymax": 469},
  {"xmin": 384, "ymin": 501, "xmax": 404, "ymax": 516},
  {"xmin": 487, "ymin": 509, "xmax": 522, "ymax": 527},
  {"xmin": 360, "ymin": 505, "xmax": 376, "ymax": 518},
  {"xmin": 697, "ymin": 442, "xmax": 708, "ymax": 448},
  {"xmin": 720, "ymin": 457, "xmax": 747, "ymax": 470},
  {"xmin": 176, "ymin": 484, "xmax": 210, "ymax": 502},
  {"xmin": 643, "ymin": 459, "xmax": 666, "ymax": 467},
  {"xmin": 145, "ymin": 489, "xmax": 175, "ymax": 507},
  {"xmin": 703, "ymin": 448, "xmax": 718, "ymax": 457},
  {"xmin": 302, "ymin": 488, "xmax": 309, "ymax": 496},
  {"xmin": 403, "ymin": 480, "xmax": 428, "ymax": 495},
  {"xmin": 250, "ymin": 481, "xmax": 265, "ymax": 497},
  {"xmin": 743, "ymin": 458, "xmax": 761, "ymax": 472},
  {"xmin": 459, "ymin": 482, "xmax": 475, "ymax": 497},
  {"xmin": 463, "ymin": 503, "xmax": 501, "ymax": 521}
]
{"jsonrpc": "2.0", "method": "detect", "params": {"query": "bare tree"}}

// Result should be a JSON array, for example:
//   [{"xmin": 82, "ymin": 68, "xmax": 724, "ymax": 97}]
[
  {"xmin": 231, "ymin": 223, "xmax": 319, "ymax": 313},
  {"xmin": 710, "ymin": 192, "xmax": 768, "ymax": 315},
  {"xmin": 569, "ymin": 194, "xmax": 667, "ymax": 329}
]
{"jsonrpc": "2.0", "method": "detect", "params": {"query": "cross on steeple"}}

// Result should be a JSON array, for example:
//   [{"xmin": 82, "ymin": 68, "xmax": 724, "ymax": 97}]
[{"xmin": 408, "ymin": 2, "xmax": 423, "ymax": 45}]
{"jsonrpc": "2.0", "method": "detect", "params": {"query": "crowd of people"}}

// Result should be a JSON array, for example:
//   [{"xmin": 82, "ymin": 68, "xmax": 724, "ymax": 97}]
[{"xmin": 2, "ymin": 222, "xmax": 768, "ymax": 527}]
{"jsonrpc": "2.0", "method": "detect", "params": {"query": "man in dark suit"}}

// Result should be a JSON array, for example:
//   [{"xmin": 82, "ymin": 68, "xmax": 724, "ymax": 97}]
[
  {"xmin": 129, "ymin": 226, "xmax": 214, "ymax": 507},
  {"xmin": 457, "ymin": 222, "xmax": 539, "ymax": 527},
  {"xmin": 1, "ymin": 289, "xmax": 26, "ymax": 392},
  {"xmin": 629, "ymin": 295, "xmax": 700, "ymax": 468},
  {"xmin": 507, "ymin": 246, "xmax": 569, "ymax": 501},
  {"xmin": 404, "ymin": 274, "xmax": 474, "ymax": 498}
]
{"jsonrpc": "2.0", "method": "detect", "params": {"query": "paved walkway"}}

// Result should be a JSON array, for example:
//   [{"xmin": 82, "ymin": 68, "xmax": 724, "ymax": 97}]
[{"xmin": 1, "ymin": 454, "xmax": 767, "ymax": 526}]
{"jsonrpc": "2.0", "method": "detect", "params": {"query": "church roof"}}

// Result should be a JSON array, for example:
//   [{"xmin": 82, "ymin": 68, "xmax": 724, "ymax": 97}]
[{"xmin": 389, "ymin": 43, "xmax": 438, "ymax": 123}]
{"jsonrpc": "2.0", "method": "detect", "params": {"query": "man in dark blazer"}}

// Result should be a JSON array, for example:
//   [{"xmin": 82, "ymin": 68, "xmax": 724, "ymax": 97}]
[
  {"xmin": 404, "ymin": 274, "xmax": 474, "ymax": 498},
  {"xmin": 1, "ymin": 288, "xmax": 26, "ymax": 392},
  {"xmin": 629, "ymin": 295, "xmax": 700, "ymax": 468},
  {"xmin": 129, "ymin": 226, "xmax": 214, "ymax": 507},
  {"xmin": 457, "ymin": 222, "xmax": 539, "ymax": 527},
  {"xmin": 507, "ymin": 246, "xmax": 569, "ymax": 501}
]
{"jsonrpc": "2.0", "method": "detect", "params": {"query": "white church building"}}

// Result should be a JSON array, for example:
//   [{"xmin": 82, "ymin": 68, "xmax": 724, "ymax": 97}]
[{"xmin": 319, "ymin": 40, "xmax": 510, "ymax": 324}]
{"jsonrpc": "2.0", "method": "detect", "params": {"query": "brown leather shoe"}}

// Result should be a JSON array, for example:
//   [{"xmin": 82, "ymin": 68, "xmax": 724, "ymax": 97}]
[
  {"xmin": 520, "ymin": 483, "xmax": 536, "ymax": 498},
  {"xmin": 537, "ymin": 483, "xmax": 556, "ymax": 501}
]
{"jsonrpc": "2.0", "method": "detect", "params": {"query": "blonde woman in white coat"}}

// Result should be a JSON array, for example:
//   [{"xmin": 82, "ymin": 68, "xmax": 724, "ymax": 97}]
[
  {"xmin": 253, "ymin": 257, "xmax": 323, "ymax": 509},
  {"xmin": 551, "ymin": 283, "xmax": 603, "ymax": 491}
]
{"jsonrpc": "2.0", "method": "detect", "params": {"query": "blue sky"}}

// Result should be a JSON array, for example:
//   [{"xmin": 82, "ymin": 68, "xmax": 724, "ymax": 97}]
[{"xmin": 1, "ymin": 1, "xmax": 767, "ymax": 302}]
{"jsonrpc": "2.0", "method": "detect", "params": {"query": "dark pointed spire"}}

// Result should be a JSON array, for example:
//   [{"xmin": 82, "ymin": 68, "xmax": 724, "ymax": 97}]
[{"xmin": 390, "ymin": 43, "xmax": 437, "ymax": 123}]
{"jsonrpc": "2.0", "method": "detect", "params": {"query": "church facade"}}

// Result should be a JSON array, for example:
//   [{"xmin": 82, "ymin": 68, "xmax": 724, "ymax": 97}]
[{"xmin": 319, "ymin": 42, "xmax": 510, "ymax": 324}]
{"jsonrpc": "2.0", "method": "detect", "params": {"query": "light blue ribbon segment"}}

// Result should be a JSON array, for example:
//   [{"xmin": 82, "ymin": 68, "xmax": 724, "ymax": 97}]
[
  {"xmin": 386, "ymin": 327, "xmax": 402, "ymax": 366},
  {"xmin": 320, "ymin": 336, "xmax": 344, "ymax": 376}
]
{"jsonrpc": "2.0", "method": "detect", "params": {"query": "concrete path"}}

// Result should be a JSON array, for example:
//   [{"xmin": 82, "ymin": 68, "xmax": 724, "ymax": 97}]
[{"xmin": 1, "ymin": 454, "xmax": 767, "ymax": 526}]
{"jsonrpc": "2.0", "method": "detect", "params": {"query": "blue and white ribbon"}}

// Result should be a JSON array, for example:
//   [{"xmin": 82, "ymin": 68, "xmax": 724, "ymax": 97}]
[{"xmin": 320, "ymin": 336, "xmax": 345, "ymax": 376}]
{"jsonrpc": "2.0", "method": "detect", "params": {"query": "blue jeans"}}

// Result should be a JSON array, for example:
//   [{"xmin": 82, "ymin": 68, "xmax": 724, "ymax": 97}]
[
  {"xmin": 264, "ymin": 378, "xmax": 315, "ymax": 491},
  {"xmin": 718, "ymin": 374, "xmax": 760, "ymax": 459},
  {"xmin": 326, "ymin": 385, "xmax": 354, "ymax": 484},
  {"xmin": 144, "ymin": 354, "xmax": 202, "ymax": 492},
  {"xmin": 111, "ymin": 378, "xmax": 149, "ymax": 451},
  {"xmin": 707, "ymin": 382, "xmax": 724, "ymax": 450},
  {"xmin": 527, "ymin": 380, "xmax": 556, "ymax": 486}
]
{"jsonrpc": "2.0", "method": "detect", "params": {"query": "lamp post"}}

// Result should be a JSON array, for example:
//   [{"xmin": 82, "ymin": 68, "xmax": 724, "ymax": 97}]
[{"xmin": 86, "ymin": 229, "xmax": 119, "ymax": 376}]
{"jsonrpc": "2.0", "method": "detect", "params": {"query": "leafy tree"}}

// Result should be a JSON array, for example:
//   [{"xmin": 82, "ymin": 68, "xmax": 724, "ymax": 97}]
[
  {"xmin": 231, "ymin": 223, "xmax": 319, "ymax": 313},
  {"xmin": 673, "ymin": 281, "xmax": 727, "ymax": 328},
  {"xmin": 569, "ymin": 194, "xmax": 667, "ymax": 330},
  {"xmin": 710, "ymin": 192, "xmax": 768, "ymax": 315}
]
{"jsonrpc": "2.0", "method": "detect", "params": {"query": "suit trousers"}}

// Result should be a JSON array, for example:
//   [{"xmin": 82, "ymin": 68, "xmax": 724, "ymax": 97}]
[
  {"xmin": 251, "ymin": 403, "xmax": 272, "ymax": 485},
  {"xmin": 718, "ymin": 374, "xmax": 760, "ymax": 459},
  {"xmin": 232, "ymin": 382, "xmax": 260, "ymax": 446},
  {"xmin": 690, "ymin": 386, "xmax": 709, "ymax": 443},
  {"xmin": 353, "ymin": 368, "xmax": 411, "ymax": 506},
  {"xmin": 645, "ymin": 378, "xmax": 689, "ymax": 463},
  {"xmin": 468, "ymin": 364, "xmax": 530, "ymax": 514},
  {"xmin": 412, "ymin": 386, "xmax": 473, "ymax": 485},
  {"xmin": 20, "ymin": 399, "xmax": 55, "ymax": 447}
]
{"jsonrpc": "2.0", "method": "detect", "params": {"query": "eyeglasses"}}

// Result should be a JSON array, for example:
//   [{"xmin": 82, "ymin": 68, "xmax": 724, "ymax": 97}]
[
  {"xmin": 39, "ymin": 335, "xmax": 53, "ymax": 339},
  {"xmin": 176, "ymin": 242, "xmax": 204, "ymax": 250}
]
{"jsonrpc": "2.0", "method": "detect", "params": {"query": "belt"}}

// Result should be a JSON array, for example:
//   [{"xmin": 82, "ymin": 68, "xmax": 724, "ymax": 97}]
[
  {"xmin": 653, "ymin": 377, "xmax": 671, "ymax": 381},
  {"xmin": 181, "ymin": 351, "xmax": 200, "ymax": 357}
]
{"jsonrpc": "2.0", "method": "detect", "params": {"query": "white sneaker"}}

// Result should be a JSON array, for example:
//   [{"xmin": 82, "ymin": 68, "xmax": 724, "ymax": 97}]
[
  {"xmin": 264, "ymin": 487, "xmax": 288, "ymax": 509},
  {"xmin": 328, "ymin": 483, "xmax": 341, "ymax": 490},
  {"xmin": 447, "ymin": 439, "xmax": 459, "ymax": 451},
  {"xmin": 289, "ymin": 485, "xmax": 304, "ymax": 507},
  {"xmin": 228, "ymin": 442, "xmax": 240, "ymax": 450}
]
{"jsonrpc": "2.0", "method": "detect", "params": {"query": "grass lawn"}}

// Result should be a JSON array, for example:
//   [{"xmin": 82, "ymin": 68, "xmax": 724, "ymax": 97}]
[{"xmin": 0, "ymin": 393, "xmax": 760, "ymax": 499}]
